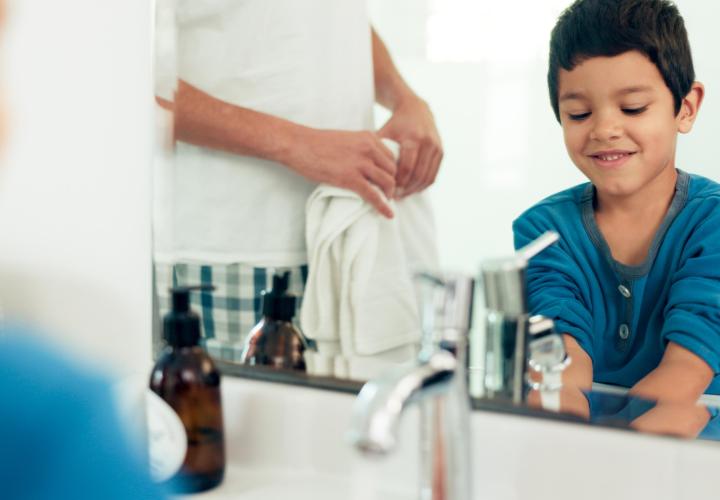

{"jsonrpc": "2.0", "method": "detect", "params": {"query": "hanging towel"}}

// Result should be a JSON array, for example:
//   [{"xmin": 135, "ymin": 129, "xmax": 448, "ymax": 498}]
[{"xmin": 300, "ymin": 141, "xmax": 439, "ymax": 380}]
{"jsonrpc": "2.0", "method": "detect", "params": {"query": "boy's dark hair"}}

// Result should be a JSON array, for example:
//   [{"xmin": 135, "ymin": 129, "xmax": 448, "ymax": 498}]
[{"xmin": 548, "ymin": 0, "xmax": 694, "ymax": 122}]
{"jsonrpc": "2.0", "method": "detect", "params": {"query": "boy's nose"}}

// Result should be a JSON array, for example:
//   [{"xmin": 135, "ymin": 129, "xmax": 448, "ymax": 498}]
[{"xmin": 589, "ymin": 113, "xmax": 623, "ymax": 142}]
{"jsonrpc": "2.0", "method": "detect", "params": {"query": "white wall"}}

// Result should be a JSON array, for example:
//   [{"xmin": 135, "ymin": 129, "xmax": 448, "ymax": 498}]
[
  {"xmin": 0, "ymin": 0, "xmax": 154, "ymax": 376},
  {"xmin": 369, "ymin": 0, "xmax": 720, "ymax": 272}
]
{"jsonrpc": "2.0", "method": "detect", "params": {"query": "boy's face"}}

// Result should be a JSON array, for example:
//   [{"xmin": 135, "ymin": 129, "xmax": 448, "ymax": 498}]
[{"xmin": 557, "ymin": 50, "xmax": 699, "ymax": 199}]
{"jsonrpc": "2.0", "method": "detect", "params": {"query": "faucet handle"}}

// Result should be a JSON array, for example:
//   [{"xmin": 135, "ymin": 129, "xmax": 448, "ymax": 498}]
[
  {"xmin": 480, "ymin": 231, "xmax": 560, "ymax": 316},
  {"xmin": 516, "ymin": 231, "xmax": 560, "ymax": 261}
]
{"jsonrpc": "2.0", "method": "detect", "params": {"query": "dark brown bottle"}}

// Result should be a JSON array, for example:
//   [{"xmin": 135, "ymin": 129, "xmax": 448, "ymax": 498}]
[
  {"xmin": 241, "ymin": 272, "xmax": 308, "ymax": 370},
  {"xmin": 150, "ymin": 286, "xmax": 225, "ymax": 493}
]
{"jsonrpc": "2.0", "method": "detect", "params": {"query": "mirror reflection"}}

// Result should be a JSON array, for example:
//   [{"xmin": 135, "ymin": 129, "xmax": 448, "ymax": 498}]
[
  {"xmin": 153, "ymin": 0, "xmax": 443, "ymax": 380},
  {"xmin": 152, "ymin": 0, "xmax": 720, "ymax": 443}
]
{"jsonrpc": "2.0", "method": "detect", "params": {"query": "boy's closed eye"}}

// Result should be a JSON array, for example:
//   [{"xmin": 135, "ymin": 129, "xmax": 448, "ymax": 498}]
[
  {"xmin": 621, "ymin": 105, "xmax": 648, "ymax": 115},
  {"xmin": 565, "ymin": 105, "xmax": 649, "ymax": 121},
  {"xmin": 567, "ymin": 111, "xmax": 591, "ymax": 121}
]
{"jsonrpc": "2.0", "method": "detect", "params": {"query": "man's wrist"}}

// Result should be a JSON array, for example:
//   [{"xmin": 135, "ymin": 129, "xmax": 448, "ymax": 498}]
[
  {"xmin": 266, "ymin": 120, "xmax": 308, "ymax": 167},
  {"xmin": 387, "ymin": 87, "xmax": 422, "ymax": 111}
]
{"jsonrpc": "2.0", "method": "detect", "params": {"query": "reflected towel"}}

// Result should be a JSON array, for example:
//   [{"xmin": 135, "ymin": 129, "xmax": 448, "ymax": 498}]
[{"xmin": 301, "ymin": 156, "xmax": 439, "ymax": 380}]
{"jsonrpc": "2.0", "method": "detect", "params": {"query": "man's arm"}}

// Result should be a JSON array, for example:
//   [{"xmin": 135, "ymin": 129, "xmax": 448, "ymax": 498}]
[
  {"xmin": 630, "ymin": 342, "xmax": 713, "ymax": 403},
  {"xmin": 168, "ymin": 80, "xmax": 398, "ymax": 218},
  {"xmin": 371, "ymin": 29, "xmax": 443, "ymax": 198}
]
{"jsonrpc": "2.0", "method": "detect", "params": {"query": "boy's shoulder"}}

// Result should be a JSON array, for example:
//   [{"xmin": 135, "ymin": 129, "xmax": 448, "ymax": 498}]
[
  {"xmin": 514, "ymin": 181, "xmax": 590, "ymax": 226},
  {"xmin": 687, "ymin": 171, "xmax": 720, "ymax": 201}
]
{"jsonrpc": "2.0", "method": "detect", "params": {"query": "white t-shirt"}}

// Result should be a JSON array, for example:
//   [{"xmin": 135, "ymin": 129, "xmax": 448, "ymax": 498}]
[{"xmin": 154, "ymin": 0, "xmax": 375, "ymax": 266}]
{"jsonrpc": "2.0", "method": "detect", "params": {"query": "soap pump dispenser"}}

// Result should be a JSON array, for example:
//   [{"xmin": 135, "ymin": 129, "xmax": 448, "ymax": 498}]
[
  {"xmin": 240, "ymin": 271, "xmax": 309, "ymax": 370},
  {"xmin": 150, "ymin": 285, "xmax": 225, "ymax": 493}
]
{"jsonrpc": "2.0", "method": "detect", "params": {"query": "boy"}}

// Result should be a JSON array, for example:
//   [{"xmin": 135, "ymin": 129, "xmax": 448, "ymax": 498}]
[{"xmin": 514, "ymin": 0, "xmax": 720, "ymax": 409}]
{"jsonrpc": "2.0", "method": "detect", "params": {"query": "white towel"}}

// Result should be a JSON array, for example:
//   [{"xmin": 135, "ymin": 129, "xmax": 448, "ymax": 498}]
[{"xmin": 301, "ymin": 146, "xmax": 439, "ymax": 380}]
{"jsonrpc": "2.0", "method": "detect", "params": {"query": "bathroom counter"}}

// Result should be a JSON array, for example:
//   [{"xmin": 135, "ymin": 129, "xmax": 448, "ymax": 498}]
[{"xmin": 174, "ymin": 377, "xmax": 720, "ymax": 500}]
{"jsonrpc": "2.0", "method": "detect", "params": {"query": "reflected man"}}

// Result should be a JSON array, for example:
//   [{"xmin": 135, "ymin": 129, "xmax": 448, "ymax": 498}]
[{"xmin": 154, "ymin": 0, "xmax": 442, "ymax": 359}]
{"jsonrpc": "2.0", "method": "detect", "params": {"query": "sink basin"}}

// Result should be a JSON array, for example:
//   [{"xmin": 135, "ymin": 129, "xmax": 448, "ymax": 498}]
[
  {"xmin": 167, "ymin": 376, "xmax": 720, "ymax": 500},
  {"xmin": 170, "ymin": 377, "xmax": 418, "ymax": 499}
]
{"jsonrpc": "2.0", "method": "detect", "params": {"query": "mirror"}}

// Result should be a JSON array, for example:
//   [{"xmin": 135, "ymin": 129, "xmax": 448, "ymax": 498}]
[{"xmin": 152, "ymin": 0, "xmax": 720, "ymax": 442}]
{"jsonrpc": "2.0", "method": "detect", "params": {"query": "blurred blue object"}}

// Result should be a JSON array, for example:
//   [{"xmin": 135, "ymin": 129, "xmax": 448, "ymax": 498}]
[{"xmin": 0, "ymin": 324, "xmax": 166, "ymax": 500}]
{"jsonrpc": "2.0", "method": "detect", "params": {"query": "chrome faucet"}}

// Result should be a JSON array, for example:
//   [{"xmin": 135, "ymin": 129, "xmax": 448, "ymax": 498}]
[
  {"xmin": 348, "ymin": 273, "xmax": 474, "ymax": 500},
  {"xmin": 475, "ymin": 231, "xmax": 560, "ymax": 403}
]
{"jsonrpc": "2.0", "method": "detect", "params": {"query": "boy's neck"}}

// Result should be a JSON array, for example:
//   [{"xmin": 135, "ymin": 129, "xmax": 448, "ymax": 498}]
[
  {"xmin": 595, "ymin": 167, "xmax": 678, "ymax": 217},
  {"xmin": 594, "ymin": 166, "xmax": 678, "ymax": 267}
]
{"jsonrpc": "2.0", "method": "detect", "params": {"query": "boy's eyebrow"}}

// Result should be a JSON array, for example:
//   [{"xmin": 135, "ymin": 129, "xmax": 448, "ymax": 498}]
[
  {"xmin": 615, "ymin": 85, "xmax": 654, "ymax": 96},
  {"xmin": 559, "ymin": 91, "xmax": 586, "ymax": 102},
  {"xmin": 559, "ymin": 85, "xmax": 654, "ymax": 102}
]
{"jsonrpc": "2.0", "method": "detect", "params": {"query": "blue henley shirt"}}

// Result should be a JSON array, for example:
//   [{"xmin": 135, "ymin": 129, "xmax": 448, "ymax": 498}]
[{"xmin": 513, "ymin": 170, "xmax": 720, "ymax": 394}]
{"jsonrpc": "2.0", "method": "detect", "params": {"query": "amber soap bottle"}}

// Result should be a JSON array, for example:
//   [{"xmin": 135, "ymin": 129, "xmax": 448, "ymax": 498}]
[
  {"xmin": 150, "ymin": 286, "xmax": 225, "ymax": 493},
  {"xmin": 241, "ymin": 271, "xmax": 308, "ymax": 370}
]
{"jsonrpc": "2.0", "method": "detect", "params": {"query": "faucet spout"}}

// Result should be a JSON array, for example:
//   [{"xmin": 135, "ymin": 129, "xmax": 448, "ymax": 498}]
[
  {"xmin": 348, "ymin": 350, "xmax": 457, "ymax": 454},
  {"xmin": 348, "ymin": 272, "xmax": 474, "ymax": 500}
]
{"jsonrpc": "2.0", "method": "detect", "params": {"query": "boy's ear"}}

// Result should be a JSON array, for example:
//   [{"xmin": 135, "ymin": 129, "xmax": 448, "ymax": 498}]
[{"xmin": 677, "ymin": 82, "xmax": 704, "ymax": 134}]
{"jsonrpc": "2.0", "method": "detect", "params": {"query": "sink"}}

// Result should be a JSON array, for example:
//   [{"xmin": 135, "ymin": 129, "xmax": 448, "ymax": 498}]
[
  {"xmin": 171, "ymin": 377, "xmax": 418, "ymax": 499},
  {"xmin": 167, "ymin": 376, "xmax": 720, "ymax": 500}
]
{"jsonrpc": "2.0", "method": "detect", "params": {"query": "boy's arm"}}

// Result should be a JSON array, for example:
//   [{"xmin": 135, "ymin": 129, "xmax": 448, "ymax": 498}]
[
  {"xmin": 371, "ymin": 28, "xmax": 443, "ymax": 198},
  {"xmin": 562, "ymin": 334, "xmax": 593, "ymax": 390},
  {"xmin": 630, "ymin": 342, "xmax": 713, "ymax": 403},
  {"xmin": 647, "ymin": 202, "xmax": 720, "ymax": 403},
  {"xmin": 167, "ymin": 79, "xmax": 397, "ymax": 218},
  {"xmin": 527, "ymin": 334, "xmax": 592, "ymax": 418}
]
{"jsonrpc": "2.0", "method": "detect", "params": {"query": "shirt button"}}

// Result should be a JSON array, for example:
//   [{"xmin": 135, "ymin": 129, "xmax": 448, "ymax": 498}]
[
  {"xmin": 618, "ymin": 324, "xmax": 630, "ymax": 340},
  {"xmin": 618, "ymin": 285, "xmax": 631, "ymax": 298}
]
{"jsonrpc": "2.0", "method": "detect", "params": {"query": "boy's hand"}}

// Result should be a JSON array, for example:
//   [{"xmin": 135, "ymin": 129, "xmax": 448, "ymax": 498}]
[
  {"xmin": 630, "ymin": 402, "xmax": 711, "ymax": 439},
  {"xmin": 378, "ymin": 94, "xmax": 443, "ymax": 198},
  {"xmin": 629, "ymin": 342, "xmax": 713, "ymax": 404}
]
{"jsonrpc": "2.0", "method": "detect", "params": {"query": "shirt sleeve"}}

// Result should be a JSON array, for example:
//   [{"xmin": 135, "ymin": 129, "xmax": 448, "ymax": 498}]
[
  {"xmin": 513, "ymin": 210, "xmax": 595, "ymax": 362},
  {"xmin": 661, "ymin": 207, "xmax": 720, "ymax": 374}
]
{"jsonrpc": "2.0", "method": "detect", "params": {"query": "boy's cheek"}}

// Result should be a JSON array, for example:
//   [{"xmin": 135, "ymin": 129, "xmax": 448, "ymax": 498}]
[{"xmin": 562, "ymin": 129, "xmax": 584, "ymax": 158}]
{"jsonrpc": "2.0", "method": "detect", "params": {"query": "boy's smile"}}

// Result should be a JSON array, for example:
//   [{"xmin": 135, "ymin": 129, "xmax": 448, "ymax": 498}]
[{"xmin": 557, "ymin": 50, "xmax": 702, "ymax": 204}]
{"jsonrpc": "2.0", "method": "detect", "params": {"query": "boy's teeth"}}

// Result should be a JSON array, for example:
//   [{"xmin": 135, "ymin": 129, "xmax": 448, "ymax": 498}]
[{"xmin": 599, "ymin": 154, "xmax": 624, "ymax": 161}]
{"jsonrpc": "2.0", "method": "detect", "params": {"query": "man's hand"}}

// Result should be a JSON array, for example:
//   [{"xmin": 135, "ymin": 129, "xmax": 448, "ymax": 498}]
[
  {"xmin": 170, "ymin": 81, "xmax": 399, "ymax": 218},
  {"xmin": 371, "ymin": 27, "xmax": 442, "ymax": 198},
  {"xmin": 378, "ymin": 94, "xmax": 443, "ymax": 198},
  {"xmin": 280, "ymin": 128, "xmax": 398, "ymax": 218}
]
